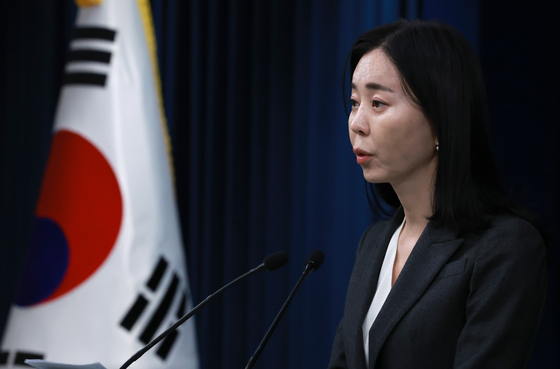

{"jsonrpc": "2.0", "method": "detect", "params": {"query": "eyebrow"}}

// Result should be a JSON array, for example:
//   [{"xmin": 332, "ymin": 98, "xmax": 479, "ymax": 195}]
[{"xmin": 351, "ymin": 82, "xmax": 395, "ymax": 93}]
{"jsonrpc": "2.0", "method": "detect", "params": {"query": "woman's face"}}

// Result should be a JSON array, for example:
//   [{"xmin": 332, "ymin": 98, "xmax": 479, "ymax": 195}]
[{"xmin": 349, "ymin": 49, "xmax": 438, "ymax": 188}]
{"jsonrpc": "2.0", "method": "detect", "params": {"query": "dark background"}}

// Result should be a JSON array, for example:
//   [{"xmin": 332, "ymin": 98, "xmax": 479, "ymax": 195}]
[{"xmin": 1, "ymin": 0, "xmax": 558, "ymax": 368}]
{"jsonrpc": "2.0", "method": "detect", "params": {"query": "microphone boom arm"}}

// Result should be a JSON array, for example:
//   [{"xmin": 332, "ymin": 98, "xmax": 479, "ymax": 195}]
[
  {"xmin": 245, "ymin": 263, "xmax": 313, "ymax": 369},
  {"xmin": 120, "ymin": 263, "xmax": 267, "ymax": 369}
]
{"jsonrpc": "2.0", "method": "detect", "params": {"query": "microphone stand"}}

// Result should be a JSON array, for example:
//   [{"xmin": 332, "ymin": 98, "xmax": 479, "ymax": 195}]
[
  {"xmin": 244, "ymin": 263, "xmax": 314, "ymax": 369},
  {"xmin": 120, "ymin": 263, "xmax": 268, "ymax": 369}
]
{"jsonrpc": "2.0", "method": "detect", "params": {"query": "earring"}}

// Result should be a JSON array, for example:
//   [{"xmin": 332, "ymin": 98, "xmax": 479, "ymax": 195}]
[{"xmin": 436, "ymin": 142, "xmax": 439, "ymax": 151}]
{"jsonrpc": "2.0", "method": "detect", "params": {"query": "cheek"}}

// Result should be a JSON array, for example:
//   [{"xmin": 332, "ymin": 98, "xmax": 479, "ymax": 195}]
[
  {"xmin": 408, "ymin": 117, "xmax": 435, "ymax": 148},
  {"xmin": 372, "ymin": 118, "xmax": 408, "ymax": 151},
  {"xmin": 380, "ymin": 112, "xmax": 434, "ymax": 160},
  {"xmin": 401, "ymin": 125, "xmax": 435, "ymax": 161}
]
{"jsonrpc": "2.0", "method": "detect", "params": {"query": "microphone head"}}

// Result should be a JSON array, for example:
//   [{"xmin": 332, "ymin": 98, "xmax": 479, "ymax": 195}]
[
  {"xmin": 305, "ymin": 250, "xmax": 325, "ymax": 271},
  {"xmin": 263, "ymin": 251, "xmax": 289, "ymax": 271}
]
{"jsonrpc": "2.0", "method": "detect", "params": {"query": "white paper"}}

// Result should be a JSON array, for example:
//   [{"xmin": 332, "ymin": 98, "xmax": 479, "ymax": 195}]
[{"xmin": 24, "ymin": 359, "xmax": 107, "ymax": 369}]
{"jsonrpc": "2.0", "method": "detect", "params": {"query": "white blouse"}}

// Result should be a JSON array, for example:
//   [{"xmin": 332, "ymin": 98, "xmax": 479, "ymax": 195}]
[{"xmin": 362, "ymin": 218, "xmax": 405, "ymax": 367}]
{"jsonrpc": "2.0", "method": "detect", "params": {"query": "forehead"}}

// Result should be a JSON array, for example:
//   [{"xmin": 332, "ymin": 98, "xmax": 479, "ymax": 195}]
[{"xmin": 352, "ymin": 49, "xmax": 401, "ymax": 89}]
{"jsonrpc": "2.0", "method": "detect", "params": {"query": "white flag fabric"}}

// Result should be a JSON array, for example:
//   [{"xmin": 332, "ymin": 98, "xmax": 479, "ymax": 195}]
[{"xmin": 0, "ymin": 0, "xmax": 199, "ymax": 368}]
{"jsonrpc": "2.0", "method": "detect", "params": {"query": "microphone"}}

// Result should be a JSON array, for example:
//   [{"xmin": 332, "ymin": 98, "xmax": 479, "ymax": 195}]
[
  {"xmin": 245, "ymin": 250, "xmax": 325, "ymax": 369},
  {"xmin": 120, "ymin": 251, "xmax": 289, "ymax": 369}
]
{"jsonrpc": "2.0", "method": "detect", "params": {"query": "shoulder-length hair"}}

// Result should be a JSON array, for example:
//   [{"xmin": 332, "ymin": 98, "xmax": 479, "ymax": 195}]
[{"xmin": 346, "ymin": 19, "xmax": 526, "ymax": 233}]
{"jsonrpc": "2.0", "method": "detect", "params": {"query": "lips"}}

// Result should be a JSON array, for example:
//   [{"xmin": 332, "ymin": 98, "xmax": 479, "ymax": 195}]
[{"xmin": 353, "ymin": 147, "xmax": 373, "ymax": 165}]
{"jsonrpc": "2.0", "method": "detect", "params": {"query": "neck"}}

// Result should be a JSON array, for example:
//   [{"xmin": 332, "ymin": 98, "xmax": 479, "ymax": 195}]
[{"xmin": 391, "ymin": 164, "xmax": 437, "ymax": 233}]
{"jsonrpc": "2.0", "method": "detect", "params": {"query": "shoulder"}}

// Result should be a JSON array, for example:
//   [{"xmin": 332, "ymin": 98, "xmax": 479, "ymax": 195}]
[
  {"xmin": 485, "ymin": 214, "xmax": 541, "ymax": 238},
  {"xmin": 471, "ymin": 214, "xmax": 544, "ymax": 255},
  {"xmin": 466, "ymin": 214, "xmax": 546, "ymax": 277}
]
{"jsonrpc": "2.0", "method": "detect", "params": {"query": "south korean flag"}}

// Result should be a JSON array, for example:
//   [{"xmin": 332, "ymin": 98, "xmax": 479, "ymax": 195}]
[{"xmin": 0, "ymin": 1, "xmax": 199, "ymax": 368}]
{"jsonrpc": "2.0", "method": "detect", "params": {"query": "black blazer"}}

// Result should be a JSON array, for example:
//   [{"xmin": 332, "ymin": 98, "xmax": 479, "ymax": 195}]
[{"xmin": 329, "ymin": 207, "xmax": 547, "ymax": 369}]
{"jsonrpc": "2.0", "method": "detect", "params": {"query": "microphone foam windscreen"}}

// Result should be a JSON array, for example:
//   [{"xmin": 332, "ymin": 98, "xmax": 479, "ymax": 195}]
[
  {"xmin": 263, "ymin": 251, "xmax": 289, "ymax": 271},
  {"xmin": 305, "ymin": 250, "xmax": 325, "ymax": 271}
]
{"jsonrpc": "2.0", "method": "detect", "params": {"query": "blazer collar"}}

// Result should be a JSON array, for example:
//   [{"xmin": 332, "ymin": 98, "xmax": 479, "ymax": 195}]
[
  {"xmin": 367, "ymin": 208, "xmax": 463, "ymax": 368},
  {"xmin": 348, "ymin": 208, "xmax": 406, "ymax": 369},
  {"xmin": 357, "ymin": 208, "xmax": 406, "ymax": 319}
]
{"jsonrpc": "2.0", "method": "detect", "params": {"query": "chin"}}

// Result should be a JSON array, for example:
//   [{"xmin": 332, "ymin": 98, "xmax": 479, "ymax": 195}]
[
  {"xmin": 364, "ymin": 173, "xmax": 389, "ymax": 184},
  {"xmin": 362, "ymin": 170, "xmax": 389, "ymax": 184}
]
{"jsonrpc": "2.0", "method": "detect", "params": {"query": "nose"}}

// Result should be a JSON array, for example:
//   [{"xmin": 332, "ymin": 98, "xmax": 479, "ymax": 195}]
[{"xmin": 349, "ymin": 108, "xmax": 369, "ymax": 136}]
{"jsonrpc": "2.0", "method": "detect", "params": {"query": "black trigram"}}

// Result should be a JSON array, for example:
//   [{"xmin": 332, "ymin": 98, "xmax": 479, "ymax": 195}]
[
  {"xmin": 62, "ymin": 26, "xmax": 117, "ymax": 88},
  {"xmin": 120, "ymin": 256, "xmax": 189, "ymax": 361},
  {"xmin": 0, "ymin": 350, "xmax": 44, "ymax": 367}
]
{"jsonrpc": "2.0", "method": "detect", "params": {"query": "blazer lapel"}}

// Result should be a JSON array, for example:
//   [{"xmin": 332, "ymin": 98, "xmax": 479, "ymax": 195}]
[
  {"xmin": 367, "ymin": 221, "xmax": 464, "ymax": 368},
  {"xmin": 347, "ymin": 208, "xmax": 405, "ymax": 369}
]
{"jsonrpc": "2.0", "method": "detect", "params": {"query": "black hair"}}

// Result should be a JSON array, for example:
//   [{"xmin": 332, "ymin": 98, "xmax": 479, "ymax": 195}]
[{"xmin": 346, "ymin": 19, "xmax": 539, "ymax": 234}]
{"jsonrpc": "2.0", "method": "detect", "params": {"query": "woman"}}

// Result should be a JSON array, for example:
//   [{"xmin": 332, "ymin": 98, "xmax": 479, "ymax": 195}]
[{"xmin": 329, "ymin": 20, "xmax": 547, "ymax": 369}]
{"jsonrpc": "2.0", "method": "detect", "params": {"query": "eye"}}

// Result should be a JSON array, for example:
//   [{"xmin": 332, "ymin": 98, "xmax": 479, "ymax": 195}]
[
  {"xmin": 350, "ymin": 99, "xmax": 359, "ymax": 109},
  {"xmin": 372, "ymin": 100, "xmax": 387, "ymax": 109}
]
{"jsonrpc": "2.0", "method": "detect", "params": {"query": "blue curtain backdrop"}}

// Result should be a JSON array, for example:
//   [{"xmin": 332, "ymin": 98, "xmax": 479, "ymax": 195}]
[{"xmin": 1, "ymin": 0, "xmax": 558, "ymax": 368}]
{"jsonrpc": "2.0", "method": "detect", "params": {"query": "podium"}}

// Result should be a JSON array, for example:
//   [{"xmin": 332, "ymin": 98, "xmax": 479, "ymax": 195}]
[{"xmin": 26, "ymin": 360, "xmax": 107, "ymax": 369}]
